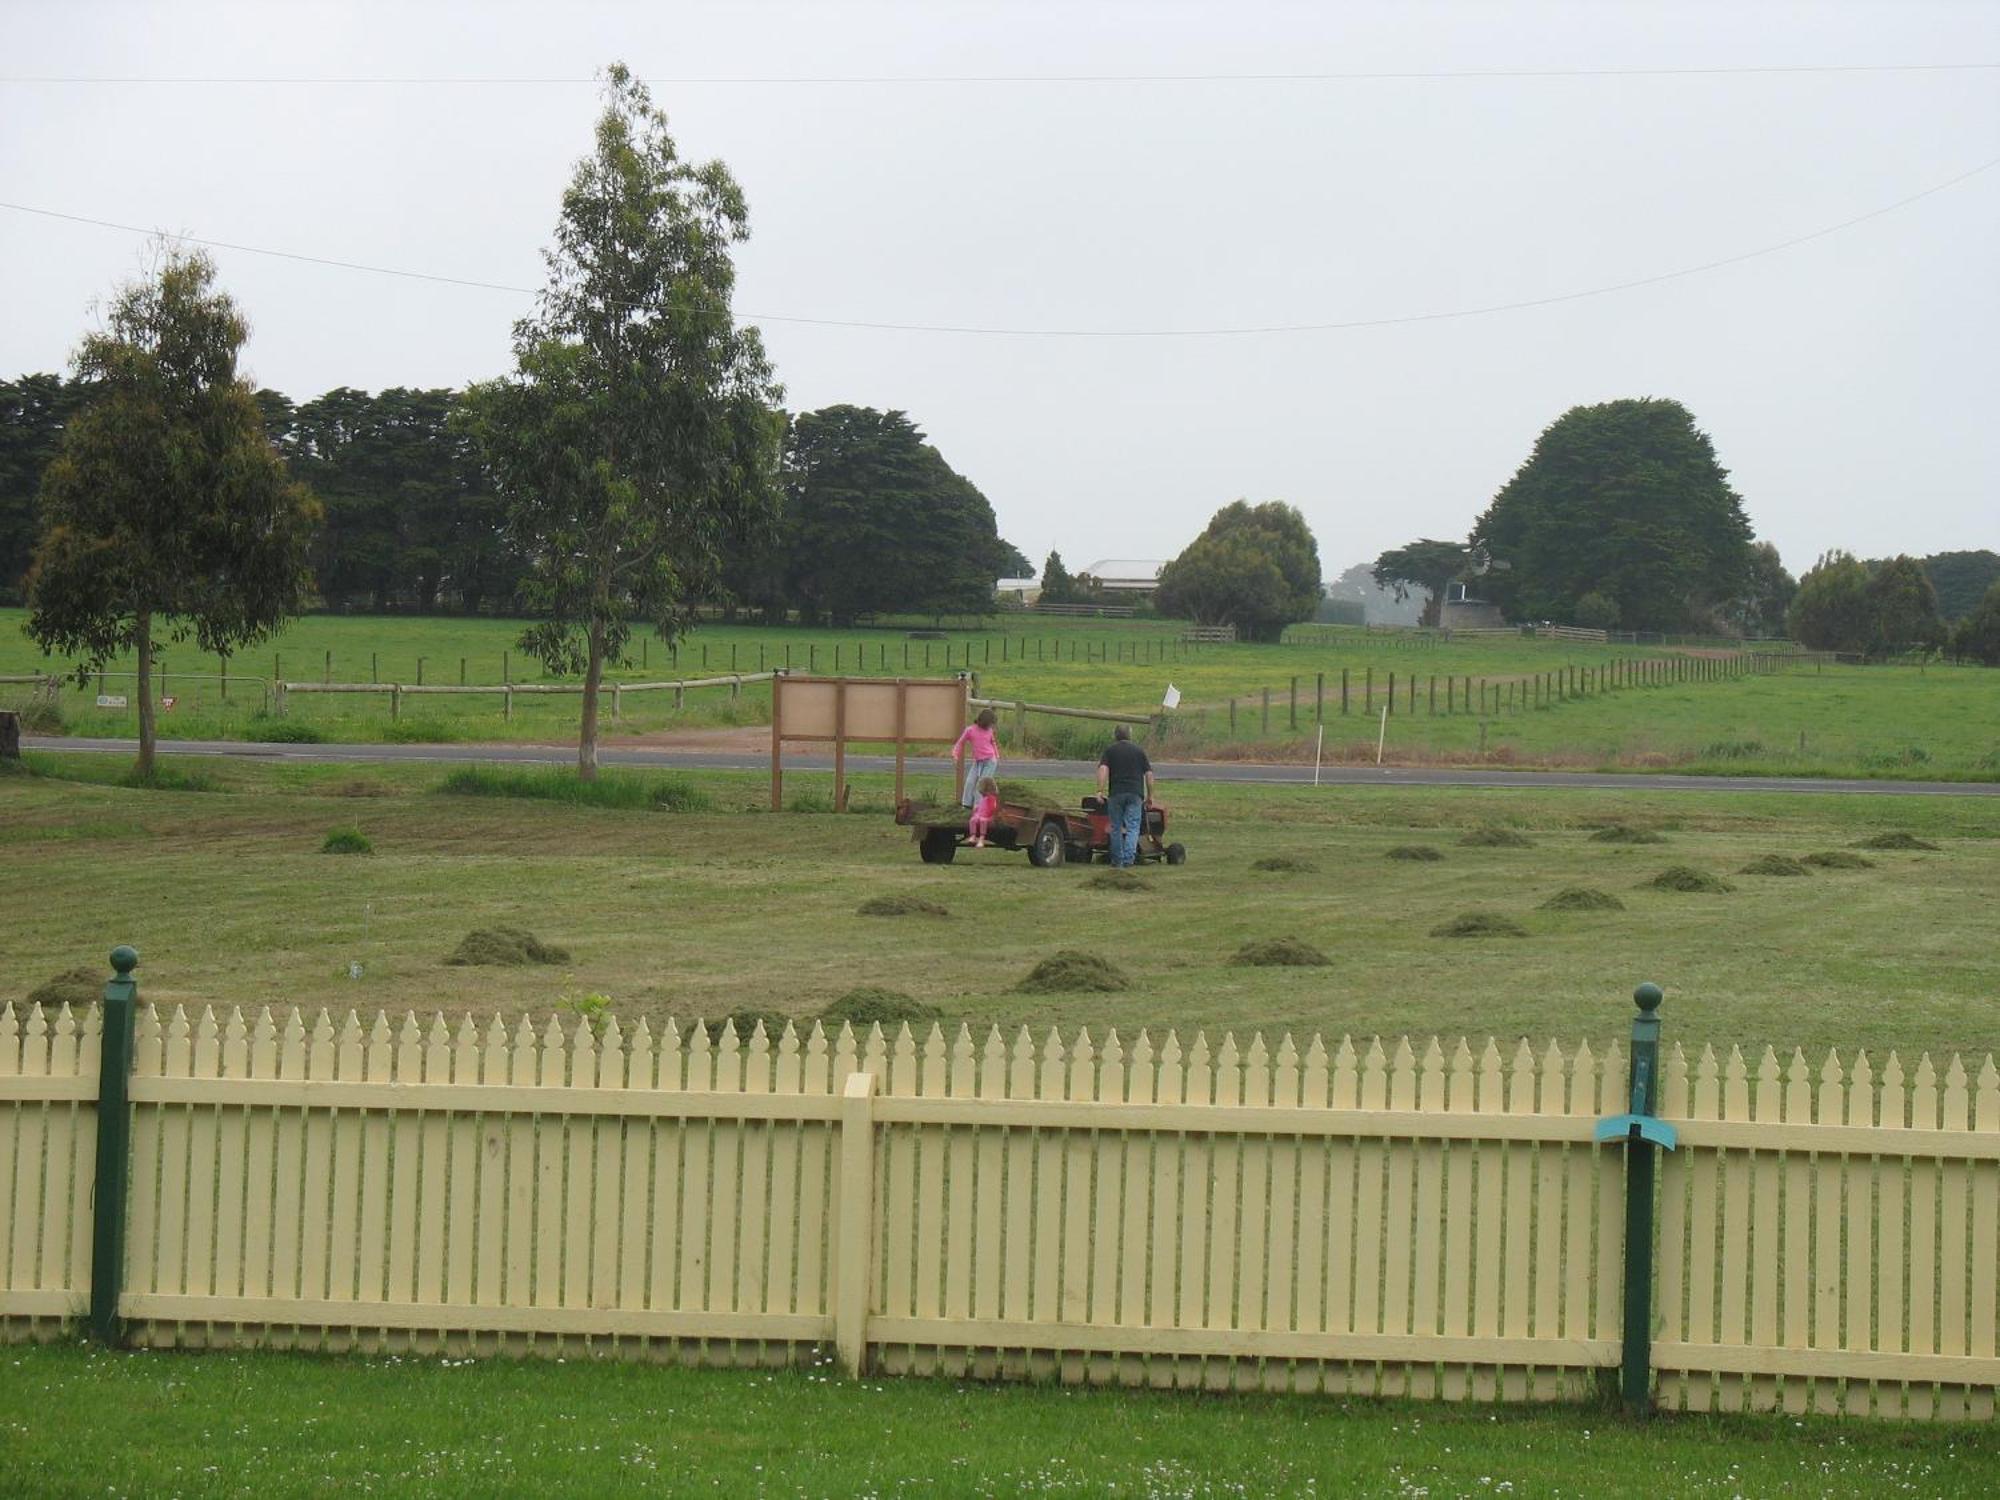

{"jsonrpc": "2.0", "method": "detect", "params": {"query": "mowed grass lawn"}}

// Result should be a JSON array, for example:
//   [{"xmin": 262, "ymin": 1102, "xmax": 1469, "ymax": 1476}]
[
  {"xmin": 4, "ymin": 755, "xmax": 1998, "ymax": 1060},
  {"xmin": 3, "ymin": 1344, "xmax": 1997, "ymax": 1499}
]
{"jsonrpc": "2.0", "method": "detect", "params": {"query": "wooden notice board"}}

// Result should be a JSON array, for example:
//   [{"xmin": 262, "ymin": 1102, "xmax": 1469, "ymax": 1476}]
[{"xmin": 769, "ymin": 674, "xmax": 970, "ymax": 811}]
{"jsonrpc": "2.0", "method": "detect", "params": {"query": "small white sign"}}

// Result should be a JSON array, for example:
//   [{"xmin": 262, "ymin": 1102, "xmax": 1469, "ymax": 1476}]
[
  {"xmin": 95, "ymin": 694, "xmax": 127, "ymax": 709},
  {"xmin": 1161, "ymin": 683, "xmax": 1182, "ymax": 710}
]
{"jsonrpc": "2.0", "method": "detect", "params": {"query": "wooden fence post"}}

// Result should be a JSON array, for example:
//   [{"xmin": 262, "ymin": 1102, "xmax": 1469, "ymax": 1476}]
[
  {"xmin": 89, "ymin": 945, "xmax": 140, "ymax": 1346},
  {"xmin": 1315, "ymin": 672, "xmax": 1324, "ymax": 724},
  {"xmin": 1341, "ymin": 668, "xmax": 1349, "ymax": 715},
  {"xmin": 835, "ymin": 1070, "xmax": 879, "ymax": 1377}
]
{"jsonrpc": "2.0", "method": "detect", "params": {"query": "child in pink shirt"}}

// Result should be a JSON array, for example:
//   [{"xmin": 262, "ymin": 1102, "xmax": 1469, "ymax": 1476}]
[
  {"xmin": 968, "ymin": 777, "xmax": 1001, "ymax": 847},
  {"xmin": 953, "ymin": 707, "xmax": 1000, "ymax": 806}
]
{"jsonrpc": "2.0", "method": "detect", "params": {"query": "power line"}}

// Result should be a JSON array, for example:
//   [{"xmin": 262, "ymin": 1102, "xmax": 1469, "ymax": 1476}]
[
  {"xmin": 3, "ymin": 151, "xmax": 1996, "ymax": 338},
  {"xmin": 3, "ymin": 62, "xmax": 2000, "ymax": 86}
]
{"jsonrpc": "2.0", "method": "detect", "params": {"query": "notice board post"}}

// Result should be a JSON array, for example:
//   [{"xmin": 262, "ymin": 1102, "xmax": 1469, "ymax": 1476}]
[{"xmin": 770, "ymin": 673, "xmax": 969, "ymax": 812}]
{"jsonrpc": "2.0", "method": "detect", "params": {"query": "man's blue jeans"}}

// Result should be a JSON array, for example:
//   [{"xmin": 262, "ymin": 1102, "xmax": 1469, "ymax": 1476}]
[{"xmin": 1107, "ymin": 792, "xmax": 1144, "ymax": 867}]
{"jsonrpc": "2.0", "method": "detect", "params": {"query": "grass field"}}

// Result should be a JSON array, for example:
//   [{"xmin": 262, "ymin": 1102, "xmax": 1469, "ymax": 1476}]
[
  {"xmin": 6, "ymin": 755, "xmax": 1997, "ymax": 1059},
  {"xmin": 4, "ymin": 1344, "xmax": 1997, "ymax": 1498},
  {"xmin": 5, "ymin": 608, "xmax": 1995, "ymax": 780}
]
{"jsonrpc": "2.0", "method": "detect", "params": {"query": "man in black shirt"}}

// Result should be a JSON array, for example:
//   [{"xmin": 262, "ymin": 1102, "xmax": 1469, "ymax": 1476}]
[{"xmin": 1096, "ymin": 724, "xmax": 1155, "ymax": 868}]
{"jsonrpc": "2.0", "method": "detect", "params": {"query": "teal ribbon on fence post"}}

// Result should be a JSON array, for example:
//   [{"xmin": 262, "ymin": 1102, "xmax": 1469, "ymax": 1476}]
[
  {"xmin": 1593, "ymin": 981, "xmax": 1676, "ymax": 1416},
  {"xmin": 88, "ymin": 945, "xmax": 139, "ymax": 1346}
]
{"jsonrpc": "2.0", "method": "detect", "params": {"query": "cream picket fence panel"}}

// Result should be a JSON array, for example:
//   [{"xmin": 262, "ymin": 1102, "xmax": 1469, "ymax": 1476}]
[
  {"xmin": 1654, "ymin": 1042, "xmax": 2000, "ymax": 1419},
  {"xmin": 0, "ymin": 1004, "xmax": 99, "ymax": 1340},
  {"xmin": 5, "ymin": 1000, "xmax": 2000, "ymax": 1418}
]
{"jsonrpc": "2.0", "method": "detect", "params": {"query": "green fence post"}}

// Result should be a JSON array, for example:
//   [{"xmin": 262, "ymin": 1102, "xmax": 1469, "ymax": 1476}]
[
  {"xmin": 1594, "ymin": 980, "xmax": 1674, "ymax": 1418},
  {"xmin": 89, "ymin": 945, "xmax": 139, "ymax": 1346}
]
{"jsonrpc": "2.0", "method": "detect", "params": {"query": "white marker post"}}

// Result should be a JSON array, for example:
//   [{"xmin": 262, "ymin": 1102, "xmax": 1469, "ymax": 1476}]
[
  {"xmin": 1376, "ymin": 705, "xmax": 1389, "ymax": 766},
  {"xmin": 1314, "ymin": 724, "xmax": 1325, "ymax": 786}
]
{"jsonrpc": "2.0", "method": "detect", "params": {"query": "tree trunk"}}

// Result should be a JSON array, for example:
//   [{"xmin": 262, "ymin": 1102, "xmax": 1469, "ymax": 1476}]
[
  {"xmin": 134, "ymin": 611, "xmax": 156, "ymax": 780},
  {"xmin": 577, "ymin": 622, "xmax": 605, "ymax": 781}
]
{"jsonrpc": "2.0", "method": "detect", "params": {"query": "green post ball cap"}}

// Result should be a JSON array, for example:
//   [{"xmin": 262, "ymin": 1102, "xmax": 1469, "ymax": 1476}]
[
  {"xmin": 1634, "ymin": 981, "xmax": 1663, "ymax": 1012},
  {"xmin": 110, "ymin": 945, "xmax": 139, "ymax": 975}
]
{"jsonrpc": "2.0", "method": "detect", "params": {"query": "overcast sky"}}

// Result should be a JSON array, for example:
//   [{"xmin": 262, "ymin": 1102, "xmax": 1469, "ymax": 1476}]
[{"xmin": 3, "ymin": 1, "xmax": 1996, "ymax": 581}]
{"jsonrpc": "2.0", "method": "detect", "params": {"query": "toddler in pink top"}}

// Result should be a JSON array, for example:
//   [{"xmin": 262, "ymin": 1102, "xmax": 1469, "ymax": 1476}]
[{"xmin": 968, "ymin": 777, "xmax": 1000, "ymax": 848}]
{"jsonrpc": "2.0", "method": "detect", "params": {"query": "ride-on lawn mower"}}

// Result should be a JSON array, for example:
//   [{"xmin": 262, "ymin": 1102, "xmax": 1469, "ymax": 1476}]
[{"xmin": 895, "ymin": 791, "xmax": 1187, "ymax": 868}]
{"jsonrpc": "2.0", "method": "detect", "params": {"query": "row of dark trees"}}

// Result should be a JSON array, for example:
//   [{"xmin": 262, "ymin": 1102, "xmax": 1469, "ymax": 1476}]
[
  {"xmin": 4, "ymin": 374, "xmax": 1026, "ymax": 625},
  {"xmin": 1788, "ymin": 550, "xmax": 2000, "ymax": 662}
]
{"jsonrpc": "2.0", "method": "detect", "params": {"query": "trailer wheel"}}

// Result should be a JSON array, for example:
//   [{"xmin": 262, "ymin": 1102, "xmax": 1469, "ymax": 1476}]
[
  {"xmin": 1027, "ymin": 819, "xmax": 1066, "ymax": 868},
  {"xmin": 920, "ymin": 829, "xmax": 958, "ymax": 865},
  {"xmin": 1165, "ymin": 842, "xmax": 1188, "ymax": 866}
]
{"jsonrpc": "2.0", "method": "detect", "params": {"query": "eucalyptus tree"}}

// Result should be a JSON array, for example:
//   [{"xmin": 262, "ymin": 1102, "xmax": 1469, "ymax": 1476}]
[{"xmin": 464, "ymin": 63, "xmax": 783, "ymax": 778}]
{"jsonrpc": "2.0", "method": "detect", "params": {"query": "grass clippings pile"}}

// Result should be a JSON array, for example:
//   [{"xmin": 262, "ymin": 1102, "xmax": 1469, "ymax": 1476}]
[
  {"xmin": 1643, "ymin": 866, "xmax": 1735, "ymax": 894},
  {"xmin": 320, "ymin": 827, "xmax": 373, "ymax": 855},
  {"xmin": 1431, "ymin": 911, "xmax": 1529, "ymax": 938},
  {"xmin": 1740, "ymin": 854, "xmax": 1811, "ymax": 877},
  {"xmin": 1589, "ymin": 825, "xmax": 1667, "ymax": 845},
  {"xmin": 1250, "ymin": 855, "xmax": 1318, "ymax": 873},
  {"xmin": 1089, "ymin": 869, "xmax": 1153, "ymax": 892},
  {"xmin": 1539, "ymin": 886, "xmax": 1625, "ymax": 912},
  {"xmin": 819, "ymin": 988, "xmax": 942, "ymax": 1027},
  {"xmin": 26, "ymin": 967, "xmax": 101, "ymax": 1008},
  {"xmin": 1854, "ymin": 832, "xmax": 1941, "ymax": 851},
  {"xmin": 445, "ymin": 927, "xmax": 571, "ymax": 967},
  {"xmin": 1458, "ymin": 828, "xmax": 1534, "ymax": 848},
  {"xmin": 1233, "ymin": 936, "xmax": 1330, "ymax": 967},
  {"xmin": 1803, "ymin": 850, "xmax": 1875, "ymax": 870},
  {"xmin": 1017, "ymin": 949, "xmax": 1130, "ymax": 994},
  {"xmin": 1385, "ymin": 845, "xmax": 1444, "ymax": 862},
  {"xmin": 857, "ymin": 893, "xmax": 949, "ymax": 918}
]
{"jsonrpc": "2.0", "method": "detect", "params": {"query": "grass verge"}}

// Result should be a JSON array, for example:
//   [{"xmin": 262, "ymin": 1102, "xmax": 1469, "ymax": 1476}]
[{"xmin": 2, "ymin": 1344, "xmax": 1996, "ymax": 1499}]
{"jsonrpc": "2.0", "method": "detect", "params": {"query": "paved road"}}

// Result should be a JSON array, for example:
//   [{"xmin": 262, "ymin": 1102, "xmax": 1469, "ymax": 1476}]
[{"xmin": 24, "ymin": 735, "xmax": 2000, "ymax": 797}]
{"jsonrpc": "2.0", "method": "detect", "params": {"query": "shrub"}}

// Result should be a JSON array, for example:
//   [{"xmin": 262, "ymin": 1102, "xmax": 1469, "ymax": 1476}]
[
  {"xmin": 819, "ymin": 988, "xmax": 942, "ymax": 1027},
  {"xmin": 1740, "ymin": 854, "xmax": 1810, "ymax": 877},
  {"xmin": 5, "ymin": 697, "xmax": 65, "ymax": 735},
  {"xmin": 1697, "ymin": 740, "xmax": 1765, "ymax": 760},
  {"xmin": 1458, "ymin": 828, "xmax": 1533, "ymax": 848},
  {"xmin": 119, "ymin": 765, "xmax": 220, "ymax": 792},
  {"xmin": 26, "ymin": 966, "xmax": 102, "ymax": 1007},
  {"xmin": 245, "ymin": 719, "xmax": 326, "ymax": 744},
  {"xmin": 1251, "ymin": 855, "xmax": 1318, "ymax": 872},
  {"xmin": 1016, "ymin": 950, "xmax": 1130, "ymax": 994},
  {"xmin": 445, "ymin": 927, "xmax": 571, "ymax": 966},
  {"xmin": 1539, "ymin": 886, "xmax": 1625, "ymax": 912},
  {"xmin": 1590, "ymin": 825, "xmax": 1667, "ymax": 844},
  {"xmin": 1854, "ymin": 832, "xmax": 1941, "ymax": 851},
  {"xmin": 1642, "ymin": 866, "xmax": 1734, "ymax": 894},
  {"xmin": 857, "ymin": 893, "xmax": 950, "ymax": 918},
  {"xmin": 320, "ymin": 827, "xmax": 373, "ymax": 855},
  {"xmin": 1233, "ymin": 936, "xmax": 1330, "ymax": 967},
  {"xmin": 1430, "ymin": 912, "xmax": 1529, "ymax": 938},
  {"xmin": 1384, "ymin": 845, "xmax": 1443, "ymax": 862},
  {"xmin": 1803, "ymin": 850, "xmax": 1874, "ymax": 870},
  {"xmin": 439, "ymin": 765, "xmax": 708, "ymax": 812}
]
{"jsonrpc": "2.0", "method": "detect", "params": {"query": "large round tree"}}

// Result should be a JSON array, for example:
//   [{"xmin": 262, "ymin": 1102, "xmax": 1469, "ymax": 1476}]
[
  {"xmin": 1155, "ymin": 500, "xmax": 1321, "ymax": 642},
  {"xmin": 1471, "ymin": 399, "xmax": 1754, "ymax": 632}
]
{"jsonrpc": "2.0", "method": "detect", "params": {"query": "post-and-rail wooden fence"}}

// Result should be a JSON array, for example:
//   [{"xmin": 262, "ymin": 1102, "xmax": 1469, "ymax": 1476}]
[{"xmin": 3, "ymin": 964, "xmax": 1997, "ymax": 1419}]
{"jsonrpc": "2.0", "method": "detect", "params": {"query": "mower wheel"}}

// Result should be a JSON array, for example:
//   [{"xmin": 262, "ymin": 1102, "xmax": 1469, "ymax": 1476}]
[
  {"xmin": 1027, "ymin": 819, "xmax": 1067, "ymax": 868},
  {"xmin": 1165, "ymin": 842, "xmax": 1188, "ymax": 866}
]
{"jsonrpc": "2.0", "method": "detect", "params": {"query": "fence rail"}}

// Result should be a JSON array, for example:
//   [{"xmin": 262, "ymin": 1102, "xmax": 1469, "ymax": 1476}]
[{"xmin": 6, "ymin": 968, "xmax": 1998, "ymax": 1419}]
